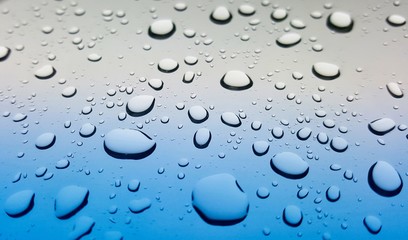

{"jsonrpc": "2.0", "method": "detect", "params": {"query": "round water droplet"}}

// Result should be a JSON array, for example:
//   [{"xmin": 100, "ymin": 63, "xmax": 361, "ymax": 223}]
[
  {"xmin": 386, "ymin": 14, "xmax": 406, "ymax": 26},
  {"xmin": 328, "ymin": 11, "xmax": 353, "ymax": 32},
  {"xmin": 104, "ymin": 128, "xmax": 156, "ymax": 159},
  {"xmin": 364, "ymin": 215, "xmax": 382, "ymax": 234},
  {"xmin": 368, "ymin": 161, "xmax": 403, "ymax": 197},
  {"xmin": 148, "ymin": 19, "xmax": 176, "ymax": 39},
  {"xmin": 148, "ymin": 78, "xmax": 164, "ymax": 90},
  {"xmin": 4, "ymin": 190, "xmax": 35, "ymax": 217},
  {"xmin": 79, "ymin": 123, "xmax": 96, "ymax": 138},
  {"xmin": 271, "ymin": 152, "xmax": 309, "ymax": 179},
  {"xmin": 326, "ymin": 185, "xmax": 340, "ymax": 202},
  {"xmin": 368, "ymin": 118, "xmax": 395, "ymax": 135},
  {"xmin": 252, "ymin": 141, "xmax": 269, "ymax": 156},
  {"xmin": 221, "ymin": 112, "xmax": 241, "ymax": 127},
  {"xmin": 158, "ymin": 58, "xmax": 179, "ymax": 73},
  {"xmin": 126, "ymin": 95, "xmax": 155, "ymax": 117},
  {"xmin": 220, "ymin": 70, "xmax": 253, "ymax": 90},
  {"xmin": 210, "ymin": 6, "xmax": 232, "ymax": 24},
  {"xmin": 55, "ymin": 185, "xmax": 89, "ymax": 219},
  {"xmin": 62, "ymin": 86, "xmax": 77, "ymax": 98},
  {"xmin": 283, "ymin": 205, "xmax": 303, "ymax": 227},
  {"xmin": 256, "ymin": 187, "xmax": 270, "ymax": 199},
  {"xmin": 35, "ymin": 132, "xmax": 56, "ymax": 149},
  {"xmin": 386, "ymin": 82, "xmax": 403, "ymax": 98},
  {"xmin": 276, "ymin": 32, "xmax": 301, "ymax": 47},
  {"xmin": 238, "ymin": 4, "xmax": 255, "ymax": 16},
  {"xmin": 251, "ymin": 121, "xmax": 262, "ymax": 130},
  {"xmin": 194, "ymin": 128, "xmax": 211, "ymax": 149},
  {"xmin": 313, "ymin": 62, "xmax": 340, "ymax": 80},
  {"xmin": 56, "ymin": 159, "xmax": 70, "ymax": 169},
  {"xmin": 297, "ymin": 127, "xmax": 312, "ymax": 140},
  {"xmin": 271, "ymin": 8, "xmax": 287, "ymax": 21},
  {"xmin": 0, "ymin": 46, "xmax": 11, "ymax": 60},
  {"xmin": 330, "ymin": 137, "xmax": 348, "ymax": 152},
  {"xmin": 188, "ymin": 106, "xmax": 209, "ymax": 123},
  {"xmin": 35, "ymin": 65, "xmax": 56, "ymax": 79},
  {"xmin": 87, "ymin": 53, "xmax": 102, "ymax": 62},
  {"xmin": 128, "ymin": 179, "xmax": 141, "ymax": 192},
  {"xmin": 174, "ymin": 2, "xmax": 187, "ymax": 11},
  {"xmin": 272, "ymin": 127, "xmax": 284, "ymax": 139},
  {"xmin": 192, "ymin": 173, "xmax": 249, "ymax": 225}
]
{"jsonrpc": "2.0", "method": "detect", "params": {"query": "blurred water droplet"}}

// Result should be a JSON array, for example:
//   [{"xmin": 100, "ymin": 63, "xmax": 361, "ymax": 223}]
[{"xmin": 386, "ymin": 14, "xmax": 406, "ymax": 26}]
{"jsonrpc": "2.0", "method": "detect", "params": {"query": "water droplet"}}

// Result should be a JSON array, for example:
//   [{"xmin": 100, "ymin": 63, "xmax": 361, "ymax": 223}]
[
  {"xmin": 313, "ymin": 62, "xmax": 340, "ymax": 80},
  {"xmin": 79, "ymin": 123, "xmax": 96, "ymax": 138},
  {"xmin": 35, "ymin": 132, "xmax": 56, "ymax": 150},
  {"xmin": 35, "ymin": 167, "xmax": 47, "ymax": 177},
  {"xmin": 327, "ymin": 11, "xmax": 353, "ymax": 32},
  {"xmin": 148, "ymin": 19, "xmax": 176, "ymax": 39},
  {"xmin": 386, "ymin": 14, "xmax": 406, "ymax": 26},
  {"xmin": 192, "ymin": 173, "xmax": 249, "ymax": 225},
  {"xmin": 184, "ymin": 56, "xmax": 198, "ymax": 65},
  {"xmin": 252, "ymin": 141, "xmax": 269, "ymax": 156},
  {"xmin": 4, "ymin": 190, "xmax": 35, "ymax": 217},
  {"xmin": 290, "ymin": 19, "xmax": 306, "ymax": 29},
  {"xmin": 386, "ymin": 82, "xmax": 403, "ymax": 98},
  {"xmin": 256, "ymin": 187, "xmax": 270, "ymax": 199},
  {"xmin": 35, "ymin": 65, "xmax": 56, "ymax": 79},
  {"xmin": 41, "ymin": 26, "xmax": 53, "ymax": 34},
  {"xmin": 188, "ymin": 106, "xmax": 209, "ymax": 123},
  {"xmin": 56, "ymin": 159, "xmax": 70, "ymax": 169},
  {"xmin": 297, "ymin": 127, "xmax": 312, "ymax": 141},
  {"xmin": 128, "ymin": 179, "xmax": 141, "ymax": 192},
  {"xmin": 251, "ymin": 121, "xmax": 262, "ymax": 130},
  {"xmin": 62, "ymin": 86, "xmax": 77, "ymax": 98},
  {"xmin": 174, "ymin": 2, "xmax": 187, "ymax": 11},
  {"xmin": 368, "ymin": 161, "xmax": 403, "ymax": 197},
  {"xmin": 87, "ymin": 53, "xmax": 102, "ymax": 62},
  {"xmin": 238, "ymin": 4, "xmax": 256, "ymax": 16},
  {"xmin": 220, "ymin": 70, "xmax": 253, "ymax": 90},
  {"xmin": 271, "ymin": 152, "xmax": 309, "ymax": 179},
  {"xmin": 126, "ymin": 95, "xmax": 155, "ymax": 117},
  {"xmin": 194, "ymin": 128, "xmax": 211, "ymax": 149},
  {"xmin": 297, "ymin": 188, "xmax": 309, "ymax": 199},
  {"xmin": 183, "ymin": 71, "xmax": 195, "ymax": 83},
  {"xmin": 221, "ymin": 112, "xmax": 241, "ymax": 127},
  {"xmin": 13, "ymin": 113, "xmax": 27, "ymax": 122},
  {"xmin": 326, "ymin": 185, "xmax": 340, "ymax": 202},
  {"xmin": 368, "ymin": 118, "xmax": 396, "ymax": 135},
  {"xmin": 210, "ymin": 6, "xmax": 232, "ymax": 24},
  {"xmin": 128, "ymin": 198, "xmax": 151, "ymax": 213},
  {"xmin": 0, "ymin": 45, "xmax": 11, "ymax": 60},
  {"xmin": 148, "ymin": 78, "xmax": 164, "ymax": 90},
  {"xmin": 68, "ymin": 216, "xmax": 95, "ymax": 240},
  {"xmin": 158, "ymin": 58, "xmax": 179, "ymax": 73},
  {"xmin": 272, "ymin": 127, "xmax": 284, "ymax": 139},
  {"xmin": 55, "ymin": 185, "xmax": 89, "ymax": 219},
  {"xmin": 271, "ymin": 8, "xmax": 288, "ymax": 21},
  {"xmin": 364, "ymin": 215, "xmax": 382, "ymax": 234},
  {"xmin": 330, "ymin": 137, "xmax": 348, "ymax": 152},
  {"xmin": 283, "ymin": 205, "xmax": 303, "ymax": 227},
  {"xmin": 276, "ymin": 32, "xmax": 301, "ymax": 47}
]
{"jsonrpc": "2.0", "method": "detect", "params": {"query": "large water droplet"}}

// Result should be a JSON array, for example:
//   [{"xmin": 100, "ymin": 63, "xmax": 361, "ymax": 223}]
[
  {"xmin": 194, "ymin": 128, "xmax": 211, "ymax": 148},
  {"xmin": 68, "ymin": 216, "xmax": 95, "ymax": 240},
  {"xmin": 386, "ymin": 82, "xmax": 403, "ymax": 98},
  {"xmin": 210, "ymin": 6, "xmax": 232, "ymax": 24},
  {"xmin": 271, "ymin": 127, "xmax": 284, "ymax": 139},
  {"xmin": 238, "ymin": 4, "xmax": 255, "ymax": 16},
  {"xmin": 368, "ymin": 118, "xmax": 396, "ymax": 135},
  {"xmin": 192, "ymin": 173, "xmax": 249, "ymax": 225},
  {"xmin": 327, "ymin": 11, "xmax": 353, "ymax": 32},
  {"xmin": 221, "ymin": 112, "xmax": 241, "ymax": 127},
  {"xmin": 188, "ymin": 106, "xmax": 209, "ymax": 123},
  {"xmin": 313, "ymin": 62, "xmax": 340, "ymax": 80},
  {"xmin": 330, "ymin": 137, "xmax": 348, "ymax": 152},
  {"xmin": 220, "ymin": 70, "xmax": 253, "ymax": 90},
  {"xmin": 148, "ymin": 19, "xmax": 176, "ymax": 39},
  {"xmin": 0, "ymin": 45, "xmax": 11, "ymax": 60},
  {"xmin": 35, "ymin": 132, "xmax": 56, "ymax": 150},
  {"xmin": 276, "ymin": 32, "xmax": 301, "ymax": 47},
  {"xmin": 252, "ymin": 141, "xmax": 269, "ymax": 156},
  {"xmin": 158, "ymin": 58, "xmax": 179, "ymax": 73},
  {"xmin": 326, "ymin": 185, "xmax": 341, "ymax": 202},
  {"xmin": 55, "ymin": 185, "xmax": 89, "ymax": 219},
  {"xmin": 79, "ymin": 123, "xmax": 96, "ymax": 138},
  {"xmin": 283, "ymin": 205, "xmax": 302, "ymax": 227},
  {"xmin": 297, "ymin": 127, "xmax": 312, "ymax": 140},
  {"xmin": 271, "ymin": 152, "xmax": 309, "ymax": 179},
  {"xmin": 148, "ymin": 78, "xmax": 164, "ymax": 90},
  {"xmin": 126, "ymin": 95, "xmax": 155, "ymax": 117},
  {"xmin": 386, "ymin": 14, "xmax": 406, "ymax": 26},
  {"xmin": 62, "ymin": 86, "xmax": 77, "ymax": 98},
  {"xmin": 4, "ymin": 190, "xmax": 35, "ymax": 217},
  {"xmin": 364, "ymin": 215, "xmax": 382, "ymax": 234},
  {"xmin": 271, "ymin": 8, "xmax": 287, "ymax": 21},
  {"xmin": 128, "ymin": 198, "xmax": 151, "ymax": 213},
  {"xmin": 34, "ymin": 65, "xmax": 56, "ymax": 79},
  {"xmin": 87, "ymin": 53, "xmax": 102, "ymax": 62},
  {"xmin": 368, "ymin": 161, "xmax": 403, "ymax": 197},
  {"xmin": 104, "ymin": 128, "xmax": 156, "ymax": 159}
]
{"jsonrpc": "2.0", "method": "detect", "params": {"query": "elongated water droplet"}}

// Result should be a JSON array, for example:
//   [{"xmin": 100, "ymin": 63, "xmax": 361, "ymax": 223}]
[
  {"xmin": 386, "ymin": 82, "xmax": 403, "ymax": 98},
  {"xmin": 194, "ymin": 128, "xmax": 211, "ymax": 148},
  {"xmin": 364, "ymin": 215, "xmax": 382, "ymax": 234},
  {"xmin": 220, "ymin": 70, "xmax": 253, "ymax": 90},
  {"xmin": 0, "ymin": 45, "xmax": 11, "ymax": 60},
  {"xmin": 221, "ymin": 112, "xmax": 241, "ymax": 127},
  {"xmin": 158, "ymin": 58, "xmax": 179, "ymax": 73},
  {"xmin": 35, "ymin": 65, "xmax": 56, "ymax": 79},
  {"xmin": 386, "ymin": 14, "xmax": 406, "ymax": 26},
  {"xmin": 4, "ymin": 190, "xmax": 35, "ymax": 217},
  {"xmin": 35, "ymin": 132, "xmax": 56, "ymax": 149},
  {"xmin": 188, "ymin": 106, "xmax": 209, "ymax": 123},
  {"xmin": 271, "ymin": 152, "xmax": 309, "ymax": 179},
  {"xmin": 126, "ymin": 95, "xmax": 155, "ymax": 117},
  {"xmin": 55, "ymin": 185, "xmax": 89, "ymax": 219},
  {"xmin": 276, "ymin": 32, "xmax": 301, "ymax": 47},
  {"xmin": 368, "ymin": 118, "xmax": 396, "ymax": 135},
  {"xmin": 313, "ymin": 62, "xmax": 340, "ymax": 80}
]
